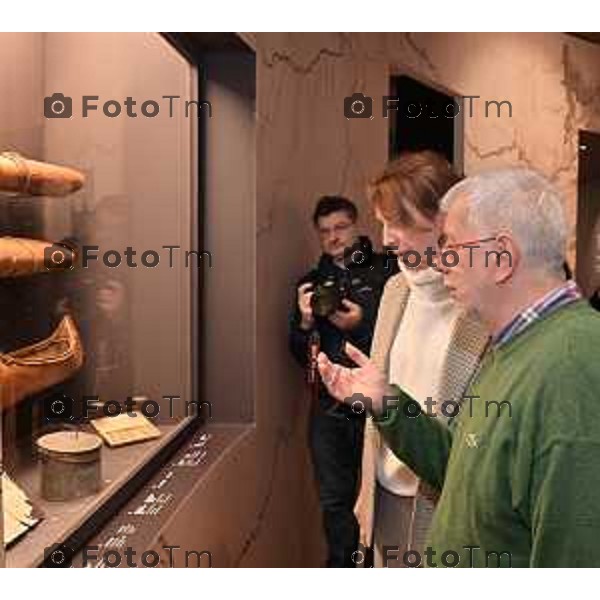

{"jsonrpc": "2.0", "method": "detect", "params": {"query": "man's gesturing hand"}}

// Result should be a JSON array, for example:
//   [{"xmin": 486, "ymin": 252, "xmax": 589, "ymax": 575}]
[{"xmin": 317, "ymin": 342, "xmax": 392, "ymax": 414}]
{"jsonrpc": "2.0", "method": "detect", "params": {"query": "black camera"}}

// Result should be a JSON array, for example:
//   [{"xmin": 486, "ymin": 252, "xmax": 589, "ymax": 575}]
[
  {"xmin": 344, "ymin": 93, "xmax": 373, "ymax": 119},
  {"xmin": 310, "ymin": 273, "xmax": 350, "ymax": 318}
]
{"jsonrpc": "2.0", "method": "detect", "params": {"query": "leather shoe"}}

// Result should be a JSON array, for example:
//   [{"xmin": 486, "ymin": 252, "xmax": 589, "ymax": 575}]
[
  {"xmin": 0, "ymin": 151, "xmax": 85, "ymax": 197},
  {"xmin": 0, "ymin": 314, "xmax": 84, "ymax": 411}
]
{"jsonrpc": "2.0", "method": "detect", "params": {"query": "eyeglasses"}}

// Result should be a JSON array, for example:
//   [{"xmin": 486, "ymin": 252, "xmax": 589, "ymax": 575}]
[
  {"xmin": 318, "ymin": 222, "xmax": 353, "ymax": 237},
  {"xmin": 438, "ymin": 235, "xmax": 498, "ymax": 252}
]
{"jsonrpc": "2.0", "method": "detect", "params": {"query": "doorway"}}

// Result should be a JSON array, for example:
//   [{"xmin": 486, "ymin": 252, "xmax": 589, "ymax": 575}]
[
  {"xmin": 388, "ymin": 74, "xmax": 463, "ymax": 175},
  {"xmin": 576, "ymin": 130, "xmax": 600, "ymax": 297}
]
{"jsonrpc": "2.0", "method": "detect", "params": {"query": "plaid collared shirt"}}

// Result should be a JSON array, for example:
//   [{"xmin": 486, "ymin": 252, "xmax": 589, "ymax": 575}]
[{"xmin": 492, "ymin": 279, "xmax": 583, "ymax": 349}]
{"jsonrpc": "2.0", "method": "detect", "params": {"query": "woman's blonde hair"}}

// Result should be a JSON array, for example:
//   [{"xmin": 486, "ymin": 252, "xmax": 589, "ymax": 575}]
[{"xmin": 367, "ymin": 151, "xmax": 460, "ymax": 226}]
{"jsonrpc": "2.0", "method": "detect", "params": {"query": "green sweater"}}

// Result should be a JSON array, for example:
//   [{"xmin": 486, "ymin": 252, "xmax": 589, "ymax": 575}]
[{"xmin": 378, "ymin": 300, "xmax": 600, "ymax": 567}]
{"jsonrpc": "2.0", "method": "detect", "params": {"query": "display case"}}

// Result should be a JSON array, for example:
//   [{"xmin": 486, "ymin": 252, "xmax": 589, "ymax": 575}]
[{"xmin": 0, "ymin": 32, "xmax": 203, "ymax": 567}]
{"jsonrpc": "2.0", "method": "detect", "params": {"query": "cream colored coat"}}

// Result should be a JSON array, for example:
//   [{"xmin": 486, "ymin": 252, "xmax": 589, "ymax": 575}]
[{"xmin": 355, "ymin": 272, "xmax": 490, "ymax": 547}]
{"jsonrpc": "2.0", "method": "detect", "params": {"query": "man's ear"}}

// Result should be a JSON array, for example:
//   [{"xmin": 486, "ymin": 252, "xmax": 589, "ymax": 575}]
[
  {"xmin": 434, "ymin": 212, "xmax": 446, "ymax": 232},
  {"xmin": 433, "ymin": 212, "xmax": 447, "ymax": 248},
  {"xmin": 495, "ymin": 232, "xmax": 519, "ymax": 284}
]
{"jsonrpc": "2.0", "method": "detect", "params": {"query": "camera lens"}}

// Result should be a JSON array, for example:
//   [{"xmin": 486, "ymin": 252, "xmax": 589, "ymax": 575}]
[
  {"xmin": 51, "ymin": 399, "xmax": 66, "ymax": 415},
  {"xmin": 351, "ymin": 99, "xmax": 365, "ymax": 115},
  {"xmin": 351, "ymin": 249, "xmax": 366, "ymax": 265},
  {"xmin": 51, "ymin": 549, "xmax": 67, "ymax": 565},
  {"xmin": 44, "ymin": 393, "xmax": 74, "ymax": 423},
  {"xmin": 351, "ymin": 400, "xmax": 365, "ymax": 414},
  {"xmin": 43, "ymin": 543, "xmax": 75, "ymax": 568},
  {"xmin": 311, "ymin": 280, "xmax": 341, "ymax": 318},
  {"xmin": 50, "ymin": 249, "xmax": 66, "ymax": 265},
  {"xmin": 51, "ymin": 100, "xmax": 65, "ymax": 115}
]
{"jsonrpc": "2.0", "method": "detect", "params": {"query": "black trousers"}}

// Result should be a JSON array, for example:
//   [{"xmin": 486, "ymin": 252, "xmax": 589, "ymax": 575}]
[{"xmin": 308, "ymin": 403, "xmax": 365, "ymax": 567}]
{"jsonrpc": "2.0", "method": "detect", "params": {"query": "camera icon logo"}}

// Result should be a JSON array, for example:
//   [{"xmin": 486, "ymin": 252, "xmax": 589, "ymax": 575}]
[
  {"xmin": 343, "ymin": 239, "xmax": 374, "ymax": 270},
  {"xmin": 44, "ymin": 93, "xmax": 73, "ymax": 119},
  {"xmin": 44, "ymin": 242, "xmax": 76, "ymax": 271},
  {"xmin": 344, "ymin": 392, "xmax": 372, "ymax": 421},
  {"xmin": 43, "ymin": 543, "xmax": 75, "ymax": 568},
  {"xmin": 344, "ymin": 93, "xmax": 373, "ymax": 119},
  {"xmin": 349, "ymin": 542, "xmax": 373, "ymax": 567},
  {"xmin": 43, "ymin": 392, "xmax": 74, "ymax": 423}
]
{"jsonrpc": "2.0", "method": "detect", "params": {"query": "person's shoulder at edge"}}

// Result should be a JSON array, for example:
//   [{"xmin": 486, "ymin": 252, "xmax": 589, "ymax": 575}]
[
  {"xmin": 513, "ymin": 301, "xmax": 600, "ymax": 433},
  {"xmin": 533, "ymin": 299, "xmax": 600, "ymax": 356},
  {"xmin": 547, "ymin": 300, "xmax": 600, "ymax": 377},
  {"xmin": 493, "ymin": 298, "xmax": 598, "ymax": 361}
]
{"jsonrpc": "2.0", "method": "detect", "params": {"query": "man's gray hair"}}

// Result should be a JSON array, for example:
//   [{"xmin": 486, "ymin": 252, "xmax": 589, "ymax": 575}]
[{"xmin": 440, "ymin": 167, "xmax": 566, "ymax": 276}]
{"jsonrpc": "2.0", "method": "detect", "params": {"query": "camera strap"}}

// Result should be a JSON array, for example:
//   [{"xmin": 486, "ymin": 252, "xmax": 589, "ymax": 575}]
[{"xmin": 307, "ymin": 330, "xmax": 321, "ymax": 409}]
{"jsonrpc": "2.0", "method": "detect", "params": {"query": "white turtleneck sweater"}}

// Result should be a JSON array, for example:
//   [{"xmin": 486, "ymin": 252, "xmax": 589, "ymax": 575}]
[{"xmin": 376, "ymin": 261, "xmax": 460, "ymax": 496}]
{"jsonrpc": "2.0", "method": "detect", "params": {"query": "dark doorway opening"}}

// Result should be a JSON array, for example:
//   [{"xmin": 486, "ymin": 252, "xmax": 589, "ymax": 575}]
[
  {"xmin": 388, "ymin": 75, "xmax": 461, "ymax": 173},
  {"xmin": 576, "ymin": 130, "xmax": 600, "ymax": 298}
]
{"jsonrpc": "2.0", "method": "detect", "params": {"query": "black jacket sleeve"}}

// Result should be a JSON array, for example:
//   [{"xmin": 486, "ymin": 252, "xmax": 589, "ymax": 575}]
[
  {"xmin": 289, "ymin": 273, "xmax": 314, "ymax": 368},
  {"xmin": 289, "ymin": 304, "xmax": 311, "ymax": 368},
  {"xmin": 345, "ymin": 253, "xmax": 398, "ymax": 353},
  {"xmin": 344, "ymin": 282, "xmax": 380, "ymax": 353}
]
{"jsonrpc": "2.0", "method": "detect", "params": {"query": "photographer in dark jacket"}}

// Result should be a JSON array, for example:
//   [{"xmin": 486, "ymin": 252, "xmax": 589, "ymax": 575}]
[{"xmin": 289, "ymin": 196, "xmax": 397, "ymax": 567}]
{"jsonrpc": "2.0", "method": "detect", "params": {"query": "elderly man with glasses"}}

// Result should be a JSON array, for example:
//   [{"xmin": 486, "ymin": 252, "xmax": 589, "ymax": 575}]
[{"xmin": 318, "ymin": 167, "xmax": 600, "ymax": 567}]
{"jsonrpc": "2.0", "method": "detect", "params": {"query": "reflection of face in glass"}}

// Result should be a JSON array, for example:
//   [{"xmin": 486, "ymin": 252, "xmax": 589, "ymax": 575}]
[{"xmin": 96, "ymin": 279, "xmax": 126, "ymax": 319}]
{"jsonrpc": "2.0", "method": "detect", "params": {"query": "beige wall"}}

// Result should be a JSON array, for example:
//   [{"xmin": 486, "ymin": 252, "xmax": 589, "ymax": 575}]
[
  {"xmin": 159, "ymin": 31, "xmax": 600, "ymax": 568},
  {"xmin": 246, "ymin": 32, "xmax": 600, "ymax": 565}
]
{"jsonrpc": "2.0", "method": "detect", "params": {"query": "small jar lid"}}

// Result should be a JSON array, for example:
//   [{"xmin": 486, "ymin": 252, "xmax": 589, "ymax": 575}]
[{"xmin": 37, "ymin": 431, "xmax": 102, "ymax": 455}]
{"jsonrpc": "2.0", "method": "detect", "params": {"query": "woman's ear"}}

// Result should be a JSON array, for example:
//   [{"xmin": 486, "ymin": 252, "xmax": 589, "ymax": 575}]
[{"xmin": 433, "ymin": 212, "xmax": 446, "ymax": 232}]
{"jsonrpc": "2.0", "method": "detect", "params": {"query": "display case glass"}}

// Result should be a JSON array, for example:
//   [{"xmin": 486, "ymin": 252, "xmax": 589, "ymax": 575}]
[{"xmin": 0, "ymin": 32, "xmax": 201, "ymax": 567}]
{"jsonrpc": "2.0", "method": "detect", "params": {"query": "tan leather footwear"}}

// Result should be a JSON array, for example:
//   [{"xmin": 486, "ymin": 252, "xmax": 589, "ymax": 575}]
[
  {"xmin": 0, "ymin": 315, "xmax": 84, "ymax": 411},
  {"xmin": 0, "ymin": 151, "xmax": 85, "ymax": 197},
  {"xmin": 0, "ymin": 237, "xmax": 74, "ymax": 277}
]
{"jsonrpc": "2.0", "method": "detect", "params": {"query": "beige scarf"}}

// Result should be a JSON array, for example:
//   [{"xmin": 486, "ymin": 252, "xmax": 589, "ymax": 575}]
[{"xmin": 355, "ymin": 272, "xmax": 490, "ymax": 547}]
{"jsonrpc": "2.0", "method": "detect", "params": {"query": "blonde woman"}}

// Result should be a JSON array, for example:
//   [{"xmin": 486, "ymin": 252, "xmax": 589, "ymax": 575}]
[{"xmin": 355, "ymin": 151, "xmax": 489, "ymax": 567}]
